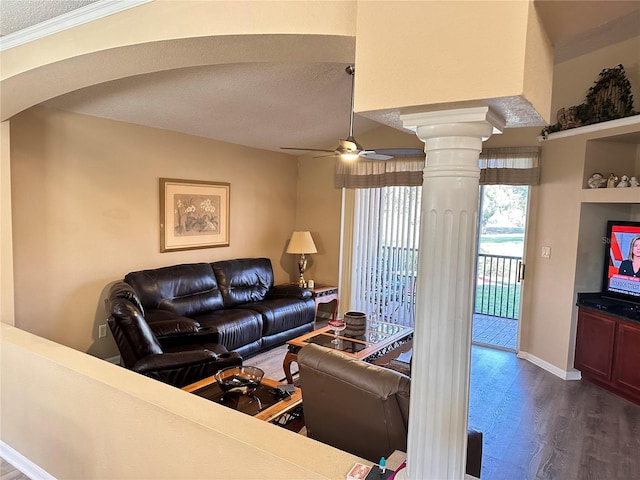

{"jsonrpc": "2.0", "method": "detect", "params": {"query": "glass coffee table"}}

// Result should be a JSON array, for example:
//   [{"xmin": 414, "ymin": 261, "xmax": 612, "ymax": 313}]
[
  {"xmin": 183, "ymin": 375, "xmax": 302, "ymax": 424},
  {"xmin": 282, "ymin": 321, "xmax": 414, "ymax": 384}
]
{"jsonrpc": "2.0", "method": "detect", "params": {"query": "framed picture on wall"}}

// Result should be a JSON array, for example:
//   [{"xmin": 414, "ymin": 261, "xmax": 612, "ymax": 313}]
[{"xmin": 159, "ymin": 178, "xmax": 230, "ymax": 252}]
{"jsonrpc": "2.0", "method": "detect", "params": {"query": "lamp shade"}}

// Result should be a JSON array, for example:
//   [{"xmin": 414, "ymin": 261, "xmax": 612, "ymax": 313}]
[{"xmin": 286, "ymin": 231, "xmax": 317, "ymax": 254}]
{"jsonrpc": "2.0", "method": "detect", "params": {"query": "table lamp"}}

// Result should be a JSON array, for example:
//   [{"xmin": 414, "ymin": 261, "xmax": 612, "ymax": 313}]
[{"xmin": 286, "ymin": 231, "xmax": 317, "ymax": 287}]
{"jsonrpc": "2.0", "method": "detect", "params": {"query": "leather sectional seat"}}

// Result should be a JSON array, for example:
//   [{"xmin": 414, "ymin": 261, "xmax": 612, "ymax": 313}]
[
  {"xmin": 110, "ymin": 257, "xmax": 316, "ymax": 361},
  {"xmin": 298, "ymin": 344, "xmax": 483, "ymax": 478}
]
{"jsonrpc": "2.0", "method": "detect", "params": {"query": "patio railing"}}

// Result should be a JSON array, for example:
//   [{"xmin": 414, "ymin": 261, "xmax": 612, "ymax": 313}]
[
  {"xmin": 475, "ymin": 253, "xmax": 522, "ymax": 320},
  {"xmin": 360, "ymin": 250, "xmax": 522, "ymax": 326}
]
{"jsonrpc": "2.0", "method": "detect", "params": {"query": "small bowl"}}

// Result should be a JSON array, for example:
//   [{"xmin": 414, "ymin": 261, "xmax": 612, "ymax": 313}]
[{"xmin": 215, "ymin": 366, "xmax": 264, "ymax": 395}]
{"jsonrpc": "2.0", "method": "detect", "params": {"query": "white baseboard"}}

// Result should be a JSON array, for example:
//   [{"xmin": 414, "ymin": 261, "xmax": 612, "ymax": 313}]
[
  {"xmin": 0, "ymin": 441, "xmax": 56, "ymax": 480},
  {"xmin": 517, "ymin": 351, "xmax": 582, "ymax": 381}
]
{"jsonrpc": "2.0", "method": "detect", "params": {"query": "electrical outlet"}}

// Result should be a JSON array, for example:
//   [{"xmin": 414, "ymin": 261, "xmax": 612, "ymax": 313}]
[{"xmin": 98, "ymin": 324, "xmax": 107, "ymax": 338}]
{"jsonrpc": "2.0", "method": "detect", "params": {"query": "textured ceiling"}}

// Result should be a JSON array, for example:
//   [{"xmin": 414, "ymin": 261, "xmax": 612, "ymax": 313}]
[
  {"xmin": 43, "ymin": 62, "xmax": 383, "ymax": 153},
  {"xmin": 0, "ymin": 0, "xmax": 100, "ymax": 36},
  {"xmin": 2, "ymin": 0, "xmax": 640, "ymax": 155}
]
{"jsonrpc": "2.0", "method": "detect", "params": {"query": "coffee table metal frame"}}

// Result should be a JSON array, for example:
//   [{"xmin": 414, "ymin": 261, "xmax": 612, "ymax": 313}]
[{"xmin": 283, "ymin": 321, "xmax": 414, "ymax": 384}]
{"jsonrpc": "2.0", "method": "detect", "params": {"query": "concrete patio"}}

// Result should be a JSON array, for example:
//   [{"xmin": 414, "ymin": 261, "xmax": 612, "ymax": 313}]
[{"xmin": 472, "ymin": 313, "xmax": 518, "ymax": 351}]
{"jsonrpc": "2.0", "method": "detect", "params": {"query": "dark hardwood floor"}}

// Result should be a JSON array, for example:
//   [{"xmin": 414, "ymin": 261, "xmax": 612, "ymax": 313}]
[
  {"xmin": 248, "ymin": 343, "xmax": 640, "ymax": 480},
  {"xmin": 468, "ymin": 346, "xmax": 640, "ymax": 480}
]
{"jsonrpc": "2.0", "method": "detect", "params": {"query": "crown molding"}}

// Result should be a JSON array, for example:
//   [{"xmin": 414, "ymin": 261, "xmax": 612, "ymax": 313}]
[{"xmin": 0, "ymin": 0, "xmax": 153, "ymax": 52}]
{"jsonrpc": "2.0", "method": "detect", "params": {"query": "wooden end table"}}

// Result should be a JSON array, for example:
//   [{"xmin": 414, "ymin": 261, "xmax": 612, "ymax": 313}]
[
  {"xmin": 307, "ymin": 284, "xmax": 339, "ymax": 325},
  {"xmin": 282, "ymin": 321, "xmax": 413, "ymax": 384}
]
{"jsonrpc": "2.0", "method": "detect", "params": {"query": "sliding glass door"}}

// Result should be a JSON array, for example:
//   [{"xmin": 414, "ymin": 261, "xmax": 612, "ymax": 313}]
[
  {"xmin": 348, "ymin": 186, "xmax": 421, "ymax": 327},
  {"xmin": 472, "ymin": 185, "xmax": 529, "ymax": 351}
]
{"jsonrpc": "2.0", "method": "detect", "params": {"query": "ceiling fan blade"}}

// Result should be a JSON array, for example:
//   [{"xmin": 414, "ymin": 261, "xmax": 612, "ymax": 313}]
[
  {"xmin": 282, "ymin": 67, "xmax": 424, "ymax": 163},
  {"xmin": 371, "ymin": 148, "xmax": 425, "ymax": 156},
  {"xmin": 280, "ymin": 147, "xmax": 335, "ymax": 153},
  {"xmin": 360, "ymin": 151, "xmax": 393, "ymax": 161}
]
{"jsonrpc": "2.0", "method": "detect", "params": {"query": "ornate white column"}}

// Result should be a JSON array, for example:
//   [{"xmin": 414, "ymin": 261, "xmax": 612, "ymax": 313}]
[{"xmin": 400, "ymin": 107, "xmax": 504, "ymax": 479}]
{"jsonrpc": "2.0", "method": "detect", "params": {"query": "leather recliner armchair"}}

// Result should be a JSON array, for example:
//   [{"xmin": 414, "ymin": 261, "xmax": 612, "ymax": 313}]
[
  {"xmin": 298, "ymin": 344, "xmax": 483, "ymax": 478},
  {"xmin": 106, "ymin": 282, "xmax": 242, "ymax": 388}
]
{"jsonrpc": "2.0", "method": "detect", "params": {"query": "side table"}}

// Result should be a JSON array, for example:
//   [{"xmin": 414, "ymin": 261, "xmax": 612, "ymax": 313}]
[{"xmin": 307, "ymin": 285, "xmax": 339, "ymax": 326}]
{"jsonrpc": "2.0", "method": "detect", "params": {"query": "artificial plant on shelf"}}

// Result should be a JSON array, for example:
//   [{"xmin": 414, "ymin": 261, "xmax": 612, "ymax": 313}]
[{"xmin": 541, "ymin": 64, "xmax": 637, "ymax": 138}]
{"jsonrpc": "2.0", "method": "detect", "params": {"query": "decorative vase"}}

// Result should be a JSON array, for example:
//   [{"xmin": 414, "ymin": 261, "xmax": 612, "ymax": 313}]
[{"xmin": 343, "ymin": 311, "xmax": 367, "ymax": 337}]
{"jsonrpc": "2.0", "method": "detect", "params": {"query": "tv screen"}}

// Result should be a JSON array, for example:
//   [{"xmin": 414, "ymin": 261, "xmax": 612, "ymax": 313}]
[{"xmin": 603, "ymin": 220, "xmax": 640, "ymax": 301}]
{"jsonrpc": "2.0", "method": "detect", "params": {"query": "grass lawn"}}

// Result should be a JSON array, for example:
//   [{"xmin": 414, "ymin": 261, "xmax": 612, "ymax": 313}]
[
  {"xmin": 479, "ymin": 234, "xmax": 524, "ymax": 257},
  {"xmin": 476, "ymin": 233, "xmax": 524, "ymax": 319}
]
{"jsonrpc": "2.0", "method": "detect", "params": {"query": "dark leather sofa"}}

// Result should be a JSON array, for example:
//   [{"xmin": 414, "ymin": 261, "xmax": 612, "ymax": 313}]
[
  {"xmin": 298, "ymin": 344, "xmax": 483, "ymax": 478},
  {"xmin": 117, "ymin": 257, "xmax": 315, "ymax": 358},
  {"xmin": 106, "ymin": 281, "xmax": 242, "ymax": 387}
]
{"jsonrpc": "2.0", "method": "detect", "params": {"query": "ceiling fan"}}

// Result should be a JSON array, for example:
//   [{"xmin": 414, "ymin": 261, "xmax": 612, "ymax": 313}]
[{"xmin": 281, "ymin": 65, "xmax": 424, "ymax": 161}]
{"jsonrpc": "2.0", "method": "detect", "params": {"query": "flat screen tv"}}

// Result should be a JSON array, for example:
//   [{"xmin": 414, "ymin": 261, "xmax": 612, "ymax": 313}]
[{"xmin": 603, "ymin": 220, "xmax": 640, "ymax": 303}]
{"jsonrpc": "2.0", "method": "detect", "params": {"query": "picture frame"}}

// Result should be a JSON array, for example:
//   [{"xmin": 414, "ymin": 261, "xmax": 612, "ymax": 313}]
[{"xmin": 160, "ymin": 178, "xmax": 230, "ymax": 252}]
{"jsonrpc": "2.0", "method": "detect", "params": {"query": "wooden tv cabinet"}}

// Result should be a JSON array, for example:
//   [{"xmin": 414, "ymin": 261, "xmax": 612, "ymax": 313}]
[{"xmin": 574, "ymin": 306, "xmax": 640, "ymax": 406}]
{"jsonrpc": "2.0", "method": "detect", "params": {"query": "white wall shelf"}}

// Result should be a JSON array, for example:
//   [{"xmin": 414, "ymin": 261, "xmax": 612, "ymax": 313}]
[
  {"xmin": 541, "ymin": 115, "xmax": 640, "ymax": 142},
  {"xmin": 580, "ymin": 187, "xmax": 640, "ymax": 203}
]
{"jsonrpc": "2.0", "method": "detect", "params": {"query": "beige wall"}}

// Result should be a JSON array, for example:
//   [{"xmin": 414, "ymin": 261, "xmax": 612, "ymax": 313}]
[
  {"xmin": 10, "ymin": 107, "xmax": 300, "ymax": 359},
  {"xmin": 1, "ymin": 121, "xmax": 15, "ymax": 325},
  {"xmin": 550, "ymin": 35, "xmax": 640, "ymax": 118},
  {"xmin": 294, "ymin": 155, "xmax": 342, "ymax": 287},
  {"xmin": 1, "ymin": 323, "xmax": 363, "ymax": 479},
  {"xmin": 354, "ymin": 1, "xmax": 552, "ymax": 122}
]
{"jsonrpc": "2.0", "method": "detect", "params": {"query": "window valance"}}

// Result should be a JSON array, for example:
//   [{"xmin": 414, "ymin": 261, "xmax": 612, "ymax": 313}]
[
  {"xmin": 334, "ymin": 155, "xmax": 425, "ymax": 188},
  {"xmin": 479, "ymin": 147, "xmax": 540, "ymax": 185},
  {"xmin": 335, "ymin": 147, "xmax": 540, "ymax": 188}
]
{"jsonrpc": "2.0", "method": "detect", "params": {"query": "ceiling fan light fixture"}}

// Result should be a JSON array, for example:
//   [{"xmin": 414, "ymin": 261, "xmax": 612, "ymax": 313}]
[
  {"xmin": 340, "ymin": 152, "xmax": 360, "ymax": 162},
  {"xmin": 342, "ymin": 136, "xmax": 362, "ymax": 151}
]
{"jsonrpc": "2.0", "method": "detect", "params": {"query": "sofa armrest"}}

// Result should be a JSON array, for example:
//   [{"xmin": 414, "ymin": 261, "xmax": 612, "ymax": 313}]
[
  {"xmin": 132, "ymin": 350, "xmax": 218, "ymax": 373},
  {"xmin": 132, "ymin": 350, "xmax": 243, "ymax": 388},
  {"xmin": 267, "ymin": 284, "xmax": 312, "ymax": 300},
  {"xmin": 146, "ymin": 318, "xmax": 200, "ymax": 338}
]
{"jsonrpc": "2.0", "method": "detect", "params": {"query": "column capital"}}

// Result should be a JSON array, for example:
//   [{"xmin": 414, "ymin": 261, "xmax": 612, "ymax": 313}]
[{"xmin": 400, "ymin": 106, "xmax": 505, "ymax": 142}]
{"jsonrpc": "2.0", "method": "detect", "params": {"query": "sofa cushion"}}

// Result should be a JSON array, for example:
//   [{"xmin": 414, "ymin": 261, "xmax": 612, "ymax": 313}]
[
  {"xmin": 261, "ymin": 323, "xmax": 314, "ymax": 350},
  {"xmin": 125, "ymin": 263, "xmax": 224, "ymax": 316},
  {"xmin": 194, "ymin": 309, "xmax": 263, "ymax": 352},
  {"xmin": 243, "ymin": 298, "xmax": 315, "ymax": 337},
  {"xmin": 212, "ymin": 258, "xmax": 273, "ymax": 308}
]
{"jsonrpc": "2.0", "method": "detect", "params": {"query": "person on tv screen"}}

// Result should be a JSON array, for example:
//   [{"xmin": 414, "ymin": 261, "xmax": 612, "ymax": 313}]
[{"xmin": 618, "ymin": 235, "xmax": 640, "ymax": 278}]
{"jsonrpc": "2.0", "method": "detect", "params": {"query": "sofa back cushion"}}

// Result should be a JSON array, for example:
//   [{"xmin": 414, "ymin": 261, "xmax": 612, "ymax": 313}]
[
  {"xmin": 125, "ymin": 263, "xmax": 224, "ymax": 317},
  {"xmin": 212, "ymin": 258, "xmax": 274, "ymax": 308}
]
